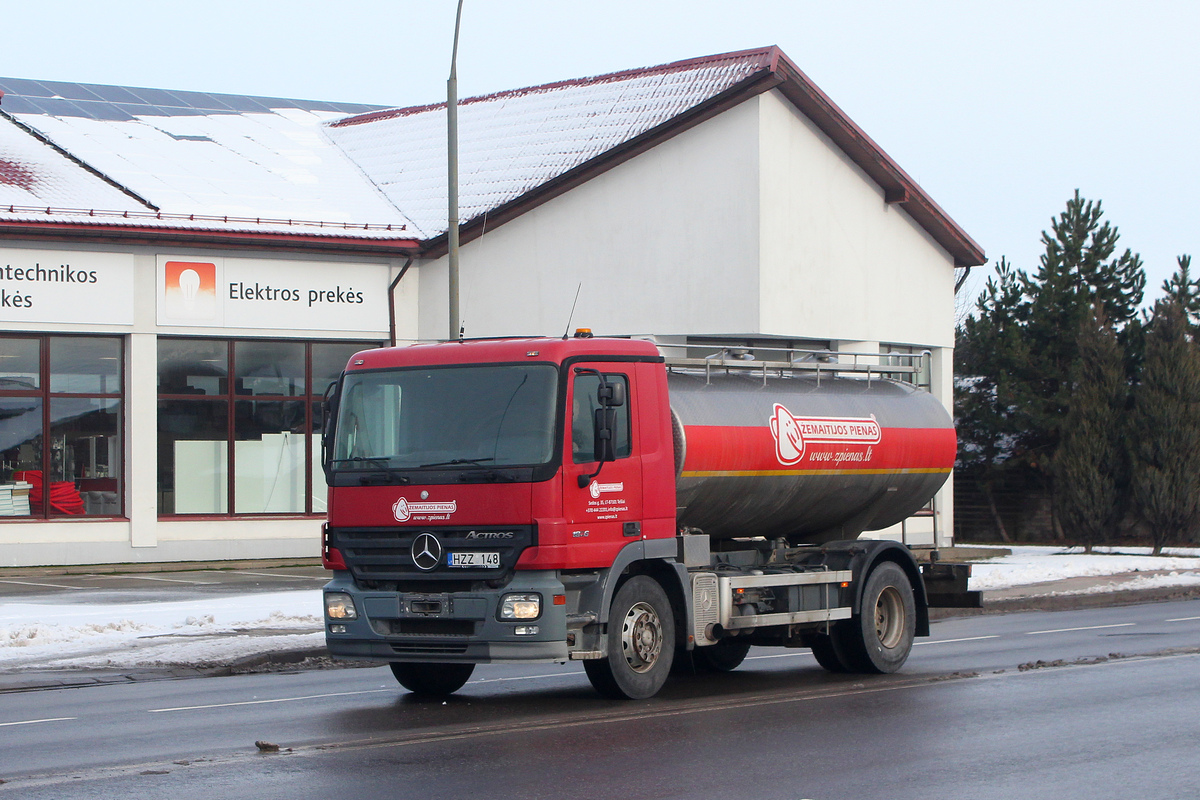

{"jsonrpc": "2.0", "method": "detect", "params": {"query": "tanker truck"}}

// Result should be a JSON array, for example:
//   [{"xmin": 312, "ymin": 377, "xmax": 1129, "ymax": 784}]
[{"xmin": 319, "ymin": 334, "xmax": 977, "ymax": 700}]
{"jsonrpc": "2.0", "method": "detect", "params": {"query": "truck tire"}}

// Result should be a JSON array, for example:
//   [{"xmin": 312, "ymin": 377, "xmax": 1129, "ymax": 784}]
[
  {"xmin": 836, "ymin": 561, "xmax": 916, "ymax": 673},
  {"xmin": 390, "ymin": 662, "xmax": 476, "ymax": 697},
  {"xmin": 693, "ymin": 638, "xmax": 752, "ymax": 672},
  {"xmin": 584, "ymin": 576, "xmax": 675, "ymax": 699},
  {"xmin": 807, "ymin": 634, "xmax": 850, "ymax": 673}
]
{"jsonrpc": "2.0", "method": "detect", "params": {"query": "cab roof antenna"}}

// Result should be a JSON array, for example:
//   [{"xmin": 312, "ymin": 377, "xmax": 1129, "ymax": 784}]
[{"xmin": 562, "ymin": 283, "xmax": 582, "ymax": 340}]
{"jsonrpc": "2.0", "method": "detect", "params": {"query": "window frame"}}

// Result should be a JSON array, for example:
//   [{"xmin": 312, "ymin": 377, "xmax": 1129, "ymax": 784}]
[
  {"xmin": 156, "ymin": 336, "xmax": 376, "ymax": 517},
  {"xmin": 0, "ymin": 333, "xmax": 125, "ymax": 520},
  {"xmin": 570, "ymin": 371, "xmax": 633, "ymax": 465}
]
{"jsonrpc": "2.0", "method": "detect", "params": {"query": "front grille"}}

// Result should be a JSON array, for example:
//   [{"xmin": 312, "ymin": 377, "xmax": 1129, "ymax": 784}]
[
  {"xmin": 330, "ymin": 525, "xmax": 535, "ymax": 582},
  {"xmin": 390, "ymin": 619, "xmax": 476, "ymax": 636}
]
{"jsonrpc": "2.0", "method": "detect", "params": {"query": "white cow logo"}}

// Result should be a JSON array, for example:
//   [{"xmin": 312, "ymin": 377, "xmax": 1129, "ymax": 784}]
[{"xmin": 769, "ymin": 404, "xmax": 881, "ymax": 465}]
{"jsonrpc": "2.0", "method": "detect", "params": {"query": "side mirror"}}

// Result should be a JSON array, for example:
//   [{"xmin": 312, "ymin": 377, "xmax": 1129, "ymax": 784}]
[
  {"xmin": 320, "ymin": 379, "xmax": 341, "ymax": 478},
  {"xmin": 597, "ymin": 380, "xmax": 625, "ymax": 407}
]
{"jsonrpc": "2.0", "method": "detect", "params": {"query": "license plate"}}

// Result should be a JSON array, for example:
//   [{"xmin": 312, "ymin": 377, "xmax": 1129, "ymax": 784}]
[{"xmin": 448, "ymin": 551, "xmax": 500, "ymax": 568}]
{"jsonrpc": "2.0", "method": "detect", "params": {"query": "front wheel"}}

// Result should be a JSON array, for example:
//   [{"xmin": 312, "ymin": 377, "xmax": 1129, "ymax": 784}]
[
  {"xmin": 584, "ymin": 576, "xmax": 675, "ymax": 699},
  {"xmin": 390, "ymin": 662, "xmax": 476, "ymax": 697}
]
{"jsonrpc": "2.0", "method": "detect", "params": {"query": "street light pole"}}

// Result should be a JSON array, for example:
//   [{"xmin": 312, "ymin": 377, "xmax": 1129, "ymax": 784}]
[{"xmin": 447, "ymin": 0, "xmax": 464, "ymax": 340}]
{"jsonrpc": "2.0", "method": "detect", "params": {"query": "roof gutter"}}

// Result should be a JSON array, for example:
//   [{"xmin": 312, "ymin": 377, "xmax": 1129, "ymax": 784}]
[{"xmin": 0, "ymin": 219, "xmax": 421, "ymax": 256}]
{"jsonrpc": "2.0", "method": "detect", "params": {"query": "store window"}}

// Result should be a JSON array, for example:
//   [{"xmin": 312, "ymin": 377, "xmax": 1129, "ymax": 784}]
[
  {"xmin": 0, "ymin": 335, "xmax": 123, "ymax": 518},
  {"xmin": 157, "ymin": 338, "xmax": 374, "ymax": 516}
]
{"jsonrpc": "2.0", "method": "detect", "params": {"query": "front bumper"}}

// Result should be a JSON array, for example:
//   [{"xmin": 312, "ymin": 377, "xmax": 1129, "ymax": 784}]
[{"xmin": 324, "ymin": 569, "xmax": 569, "ymax": 664}]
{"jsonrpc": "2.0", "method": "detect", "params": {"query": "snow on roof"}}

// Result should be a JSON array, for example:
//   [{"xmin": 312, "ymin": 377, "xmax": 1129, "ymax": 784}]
[
  {"xmin": 0, "ymin": 51, "xmax": 984, "ymax": 265},
  {"xmin": 0, "ymin": 78, "xmax": 418, "ymax": 240},
  {"xmin": 327, "ymin": 49, "xmax": 775, "ymax": 237},
  {"xmin": 0, "ymin": 115, "xmax": 145, "ymax": 211}
]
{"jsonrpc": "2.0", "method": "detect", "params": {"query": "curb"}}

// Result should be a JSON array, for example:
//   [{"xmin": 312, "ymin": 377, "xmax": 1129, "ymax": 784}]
[
  {"xmin": 0, "ymin": 647, "xmax": 336, "ymax": 694},
  {"xmin": 931, "ymin": 582, "xmax": 1200, "ymax": 619}
]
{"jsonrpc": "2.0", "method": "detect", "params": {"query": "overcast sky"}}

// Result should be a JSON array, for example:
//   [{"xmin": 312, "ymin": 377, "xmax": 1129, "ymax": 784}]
[{"xmin": 6, "ymin": 1, "xmax": 1197, "ymax": 307}]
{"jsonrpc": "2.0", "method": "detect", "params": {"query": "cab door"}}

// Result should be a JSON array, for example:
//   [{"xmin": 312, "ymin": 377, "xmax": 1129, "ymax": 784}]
[{"xmin": 561, "ymin": 365, "xmax": 643, "ymax": 567}]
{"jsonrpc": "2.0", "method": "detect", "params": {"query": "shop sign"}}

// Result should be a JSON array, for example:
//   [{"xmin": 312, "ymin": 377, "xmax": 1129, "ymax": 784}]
[
  {"xmin": 157, "ymin": 255, "xmax": 388, "ymax": 332},
  {"xmin": 0, "ymin": 249, "xmax": 134, "ymax": 325}
]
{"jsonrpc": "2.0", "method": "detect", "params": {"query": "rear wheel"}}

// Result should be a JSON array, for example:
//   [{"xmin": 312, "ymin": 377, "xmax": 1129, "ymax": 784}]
[
  {"xmin": 808, "ymin": 633, "xmax": 851, "ymax": 672},
  {"xmin": 693, "ymin": 638, "xmax": 751, "ymax": 672},
  {"xmin": 584, "ymin": 576, "xmax": 675, "ymax": 699},
  {"xmin": 835, "ymin": 561, "xmax": 916, "ymax": 673},
  {"xmin": 390, "ymin": 662, "xmax": 476, "ymax": 697}
]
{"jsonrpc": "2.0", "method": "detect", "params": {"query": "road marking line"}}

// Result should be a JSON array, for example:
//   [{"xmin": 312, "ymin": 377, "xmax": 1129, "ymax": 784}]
[
  {"xmin": 0, "ymin": 579, "xmax": 90, "ymax": 590},
  {"xmin": 232, "ymin": 571, "xmax": 326, "ymax": 580},
  {"xmin": 94, "ymin": 575, "xmax": 219, "ymax": 585},
  {"xmin": 1026, "ymin": 623, "xmax": 1135, "ymax": 635},
  {"xmin": 0, "ymin": 717, "xmax": 77, "ymax": 727},
  {"xmin": 471, "ymin": 672, "xmax": 583, "ymax": 684},
  {"xmin": 746, "ymin": 652, "xmax": 807, "ymax": 661},
  {"xmin": 914, "ymin": 635, "xmax": 1001, "ymax": 646},
  {"xmin": 147, "ymin": 688, "xmax": 390, "ymax": 713},
  {"xmin": 1167, "ymin": 616, "xmax": 1200, "ymax": 622}
]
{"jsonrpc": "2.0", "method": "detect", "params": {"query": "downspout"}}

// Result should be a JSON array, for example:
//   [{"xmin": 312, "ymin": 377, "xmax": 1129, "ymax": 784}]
[
  {"xmin": 388, "ymin": 256, "xmax": 414, "ymax": 346},
  {"xmin": 954, "ymin": 265, "xmax": 973, "ymax": 294}
]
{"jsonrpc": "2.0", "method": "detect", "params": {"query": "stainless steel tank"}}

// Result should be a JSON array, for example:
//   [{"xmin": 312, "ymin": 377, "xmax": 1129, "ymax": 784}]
[{"xmin": 668, "ymin": 370, "xmax": 955, "ymax": 543}]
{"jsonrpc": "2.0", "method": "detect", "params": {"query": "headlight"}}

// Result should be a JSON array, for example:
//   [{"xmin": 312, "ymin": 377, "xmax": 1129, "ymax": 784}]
[
  {"xmin": 325, "ymin": 592, "xmax": 358, "ymax": 620},
  {"xmin": 499, "ymin": 593, "xmax": 541, "ymax": 620}
]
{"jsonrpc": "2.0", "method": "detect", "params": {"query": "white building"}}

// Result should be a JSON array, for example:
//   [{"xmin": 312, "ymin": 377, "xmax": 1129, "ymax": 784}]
[{"xmin": 0, "ymin": 47, "xmax": 983, "ymax": 566}]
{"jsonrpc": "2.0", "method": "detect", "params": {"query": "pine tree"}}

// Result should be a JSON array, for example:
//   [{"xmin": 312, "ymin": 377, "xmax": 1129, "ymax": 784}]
[
  {"xmin": 1128, "ymin": 300, "xmax": 1200, "ymax": 554},
  {"xmin": 1052, "ymin": 304, "xmax": 1128, "ymax": 550},
  {"xmin": 955, "ymin": 259, "xmax": 1029, "ymax": 540},
  {"xmin": 1017, "ymin": 191, "xmax": 1144, "ymax": 482},
  {"xmin": 1161, "ymin": 255, "xmax": 1200, "ymax": 327},
  {"xmin": 954, "ymin": 192, "xmax": 1145, "ymax": 542}
]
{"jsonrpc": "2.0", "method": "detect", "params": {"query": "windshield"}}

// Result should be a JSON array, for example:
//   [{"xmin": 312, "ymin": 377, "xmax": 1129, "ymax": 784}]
[{"xmin": 330, "ymin": 364, "xmax": 558, "ymax": 470}]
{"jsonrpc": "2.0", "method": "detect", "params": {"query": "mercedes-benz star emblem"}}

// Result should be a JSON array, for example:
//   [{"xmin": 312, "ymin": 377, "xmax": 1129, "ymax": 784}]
[{"xmin": 411, "ymin": 532, "xmax": 442, "ymax": 571}]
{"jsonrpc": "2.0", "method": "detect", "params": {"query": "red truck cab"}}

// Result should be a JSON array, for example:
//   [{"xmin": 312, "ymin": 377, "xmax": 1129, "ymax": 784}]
[{"xmin": 322, "ymin": 336, "xmax": 679, "ymax": 688}]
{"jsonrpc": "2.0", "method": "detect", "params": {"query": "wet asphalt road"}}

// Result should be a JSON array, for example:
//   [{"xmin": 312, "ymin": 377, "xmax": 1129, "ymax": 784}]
[{"xmin": 2, "ymin": 599, "xmax": 1199, "ymax": 799}]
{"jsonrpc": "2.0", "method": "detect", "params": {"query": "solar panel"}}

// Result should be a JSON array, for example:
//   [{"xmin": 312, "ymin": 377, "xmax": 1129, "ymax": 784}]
[
  {"xmin": 72, "ymin": 101, "xmax": 136, "ymax": 121},
  {"xmin": 36, "ymin": 80, "xmax": 106, "ymax": 103},
  {"xmin": 87, "ymin": 84, "xmax": 145, "ymax": 104},
  {"xmin": 0, "ymin": 77, "xmax": 388, "ymax": 120},
  {"xmin": 0, "ymin": 96, "xmax": 46, "ymax": 114},
  {"xmin": 123, "ymin": 86, "xmax": 185, "ymax": 108},
  {"xmin": 0, "ymin": 79, "xmax": 54, "ymax": 98}
]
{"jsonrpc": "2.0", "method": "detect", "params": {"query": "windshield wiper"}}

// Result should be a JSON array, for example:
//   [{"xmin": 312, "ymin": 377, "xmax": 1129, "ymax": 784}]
[
  {"xmin": 332, "ymin": 456, "xmax": 393, "ymax": 467},
  {"xmin": 330, "ymin": 457, "xmax": 410, "ymax": 485},
  {"xmin": 418, "ymin": 457, "xmax": 495, "ymax": 468}
]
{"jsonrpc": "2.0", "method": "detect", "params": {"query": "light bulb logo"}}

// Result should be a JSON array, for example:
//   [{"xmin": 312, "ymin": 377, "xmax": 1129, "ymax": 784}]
[
  {"xmin": 179, "ymin": 268, "xmax": 200, "ymax": 306},
  {"xmin": 163, "ymin": 260, "xmax": 217, "ymax": 321}
]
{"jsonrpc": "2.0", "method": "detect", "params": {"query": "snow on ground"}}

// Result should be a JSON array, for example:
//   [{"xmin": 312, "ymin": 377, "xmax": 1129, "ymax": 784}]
[
  {"xmin": 2, "ymin": 546, "xmax": 1199, "ymax": 674},
  {"xmin": 967, "ymin": 545, "xmax": 1200, "ymax": 592},
  {"xmin": 0, "ymin": 590, "xmax": 322, "ymax": 672}
]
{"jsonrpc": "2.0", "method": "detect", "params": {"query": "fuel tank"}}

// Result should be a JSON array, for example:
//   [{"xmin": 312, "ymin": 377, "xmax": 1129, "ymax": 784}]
[{"xmin": 667, "ymin": 370, "xmax": 955, "ymax": 543}]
